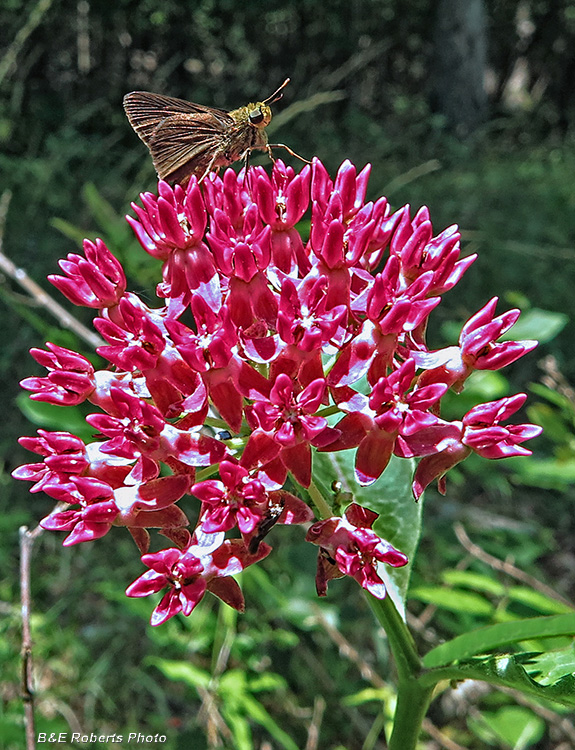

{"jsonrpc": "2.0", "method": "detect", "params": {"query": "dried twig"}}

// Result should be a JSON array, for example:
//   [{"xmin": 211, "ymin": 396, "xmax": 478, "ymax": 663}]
[
  {"xmin": 268, "ymin": 90, "xmax": 346, "ymax": 133},
  {"xmin": 383, "ymin": 160, "xmax": 442, "ymax": 195},
  {"xmin": 305, "ymin": 695, "xmax": 326, "ymax": 750},
  {"xmin": 313, "ymin": 605, "xmax": 386, "ymax": 687},
  {"xmin": 539, "ymin": 354, "xmax": 575, "ymax": 406},
  {"xmin": 420, "ymin": 718, "xmax": 469, "ymax": 750},
  {"xmin": 318, "ymin": 40, "xmax": 389, "ymax": 91},
  {"xmin": 0, "ymin": 189, "xmax": 103, "ymax": 350},
  {"xmin": 454, "ymin": 522, "xmax": 572, "ymax": 608},
  {"xmin": 20, "ymin": 524, "xmax": 45, "ymax": 750}
]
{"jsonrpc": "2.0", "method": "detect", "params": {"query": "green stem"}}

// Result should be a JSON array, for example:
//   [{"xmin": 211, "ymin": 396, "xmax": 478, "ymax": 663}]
[
  {"xmin": 194, "ymin": 463, "xmax": 222, "ymax": 482},
  {"xmin": 387, "ymin": 677, "xmax": 433, "ymax": 750},
  {"xmin": 368, "ymin": 594, "xmax": 420, "ymax": 680},
  {"xmin": 367, "ymin": 594, "xmax": 433, "ymax": 750},
  {"xmin": 316, "ymin": 404, "xmax": 340, "ymax": 418},
  {"xmin": 307, "ymin": 479, "xmax": 333, "ymax": 519}
]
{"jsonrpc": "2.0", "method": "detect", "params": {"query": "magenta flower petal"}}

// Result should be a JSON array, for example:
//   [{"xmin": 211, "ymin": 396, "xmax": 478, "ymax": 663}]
[{"xmin": 354, "ymin": 430, "xmax": 395, "ymax": 485}]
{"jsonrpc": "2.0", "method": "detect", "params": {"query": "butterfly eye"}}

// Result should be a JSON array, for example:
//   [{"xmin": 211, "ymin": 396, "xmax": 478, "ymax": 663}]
[{"xmin": 249, "ymin": 108, "xmax": 265, "ymax": 125}]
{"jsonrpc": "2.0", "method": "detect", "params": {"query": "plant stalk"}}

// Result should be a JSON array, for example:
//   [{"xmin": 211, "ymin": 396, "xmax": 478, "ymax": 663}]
[{"xmin": 368, "ymin": 593, "xmax": 433, "ymax": 750}]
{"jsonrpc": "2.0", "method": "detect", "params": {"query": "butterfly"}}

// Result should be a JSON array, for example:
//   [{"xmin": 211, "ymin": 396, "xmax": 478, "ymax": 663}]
[{"xmin": 123, "ymin": 78, "xmax": 308, "ymax": 185}]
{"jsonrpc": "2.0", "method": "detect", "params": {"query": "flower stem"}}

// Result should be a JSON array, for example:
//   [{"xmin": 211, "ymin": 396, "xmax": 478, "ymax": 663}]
[
  {"xmin": 316, "ymin": 404, "xmax": 340, "ymax": 418},
  {"xmin": 307, "ymin": 479, "xmax": 333, "ymax": 519},
  {"xmin": 367, "ymin": 593, "xmax": 433, "ymax": 750},
  {"xmin": 204, "ymin": 416, "xmax": 233, "ymax": 430},
  {"xmin": 387, "ymin": 676, "xmax": 434, "ymax": 750},
  {"xmin": 194, "ymin": 463, "xmax": 222, "ymax": 482},
  {"xmin": 368, "ymin": 593, "xmax": 420, "ymax": 679}
]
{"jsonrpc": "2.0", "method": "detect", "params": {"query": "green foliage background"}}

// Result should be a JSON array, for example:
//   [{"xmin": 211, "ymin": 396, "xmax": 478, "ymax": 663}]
[{"xmin": 1, "ymin": 1, "xmax": 575, "ymax": 748}]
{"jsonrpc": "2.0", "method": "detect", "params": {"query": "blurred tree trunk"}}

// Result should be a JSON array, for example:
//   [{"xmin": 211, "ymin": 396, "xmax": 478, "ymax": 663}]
[{"xmin": 431, "ymin": 0, "xmax": 488, "ymax": 136}]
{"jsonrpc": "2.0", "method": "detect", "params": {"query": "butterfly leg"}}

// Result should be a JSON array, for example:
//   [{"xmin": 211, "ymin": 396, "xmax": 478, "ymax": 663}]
[
  {"xmin": 198, "ymin": 151, "xmax": 224, "ymax": 184},
  {"xmin": 268, "ymin": 143, "xmax": 311, "ymax": 165},
  {"xmin": 243, "ymin": 148, "xmax": 251, "ymax": 174},
  {"xmin": 243, "ymin": 149, "xmax": 254, "ymax": 195}
]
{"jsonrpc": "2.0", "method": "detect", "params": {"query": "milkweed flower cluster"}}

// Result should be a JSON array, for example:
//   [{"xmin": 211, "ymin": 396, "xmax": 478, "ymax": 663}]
[{"xmin": 13, "ymin": 159, "xmax": 541, "ymax": 625}]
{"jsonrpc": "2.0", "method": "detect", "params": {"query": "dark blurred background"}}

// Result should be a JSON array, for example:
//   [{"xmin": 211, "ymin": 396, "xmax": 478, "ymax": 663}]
[{"xmin": 1, "ymin": 1, "xmax": 575, "ymax": 749}]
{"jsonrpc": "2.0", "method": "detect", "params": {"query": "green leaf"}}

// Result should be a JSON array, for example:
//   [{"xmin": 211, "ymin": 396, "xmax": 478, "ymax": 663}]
[
  {"xmin": 525, "ymin": 403, "xmax": 571, "ymax": 443},
  {"xmin": 442, "ymin": 307, "xmax": 566, "ymax": 350},
  {"xmin": 219, "ymin": 671, "xmax": 300, "ymax": 750},
  {"xmin": 433, "ymin": 370, "xmax": 509, "ymax": 421},
  {"xmin": 441, "ymin": 569, "xmax": 506, "ymax": 597},
  {"xmin": 529, "ymin": 383, "xmax": 575, "ymax": 417},
  {"xmin": 248, "ymin": 672, "xmax": 288, "ymax": 693},
  {"xmin": 501, "ymin": 307, "xmax": 568, "ymax": 344},
  {"xmin": 82, "ymin": 182, "xmax": 126, "ymax": 239},
  {"xmin": 17, "ymin": 394, "xmax": 91, "ymax": 439},
  {"xmin": 237, "ymin": 694, "xmax": 300, "ymax": 750},
  {"xmin": 313, "ymin": 450, "xmax": 420, "ymax": 615},
  {"xmin": 508, "ymin": 457, "xmax": 575, "ymax": 491},
  {"xmin": 50, "ymin": 216, "xmax": 90, "ymax": 245},
  {"xmin": 506, "ymin": 586, "xmax": 573, "ymax": 615},
  {"xmin": 523, "ymin": 643, "xmax": 575, "ymax": 685},
  {"xmin": 424, "ymin": 651, "xmax": 575, "ymax": 708},
  {"xmin": 467, "ymin": 706, "xmax": 545, "ymax": 749},
  {"xmin": 343, "ymin": 687, "xmax": 391, "ymax": 706},
  {"xmin": 410, "ymin": 586, "xmax": 494, "ymax": 615},
  {"xmin": 223, "ymin": 709, "xmax": 252, "ymax": 750},
  {"xmin": 148, "ymin": 657, "xmax": 211, "ymax": 689},
  {"xmin": 423, "ymin": 613, "xmax": 575, "ymax": 668}
]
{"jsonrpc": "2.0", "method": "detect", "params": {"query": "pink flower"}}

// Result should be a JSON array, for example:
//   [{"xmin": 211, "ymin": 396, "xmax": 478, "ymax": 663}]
[
  {"xmin": 95, "ymin": 296, "xmax": 166, "ymax": 372},
  {"xmin": 20, "ymin": 344, "xmax": 96, "ymax": 406},
  {"xmin": 277, "ymin": 275, "xmax": 347, "ymax": 352},
  {"xmin": 328, "ymin": 256, "xmax": 440, "ymax": 389},
  {"xmin": 311, "ymin": 159, "xmax": 371, "ymax": 222},
  {"xmin": 13, "ymin": 429, "xmax": 134, "ymax": 494},
  {"xmin": 166, "ymin": 299, "xmax": 244, "ymax": 432},
  {"xmin": 127, "ymin": 179, "xmax": 218, "ymax": 310},
  {"xmin": 247, "ymin": 374, "xmax": 328, "ymax": 446},
  {"xmin": 192, "ymin": 460, "xmax": 269, "ymax": 535},
  {"xmin": 325, "ymin": 358, "xmax": 448, "ymax": 485},
  {"xmin": 39, "ymin": 476, "xmax": 120, "ymax": 545},
  {"xmin": 126, "ymin": 530, "xmax": 271, "ymax": 625},
  {"xmin": 48, "ymin": 238, "xmax": 126, "ymax": 309},
  {"xmin": 306, "ymin": 503, "xmax": 408, "ymax": 598},
  {"xmin": 252, "ymin": 160, "xmax": 311, "ymax": 273},
  {"xmin": 208, "ymin": 203, "xmax": 269, "ymax": 267},
  {"xmin": 410, "ymin": 394, "xmax": 543, "ymax": 498},
  {"xmin": 14, "ymin": 158, "xmax": 541, "ymax": 623},
  {"xmin": 86, "ymin": 387, "xmax": 226, "ymax": 482},
  {"xmin": 192, "ymin": 459, "xmax": 314, "ymax": 548},
  {"xmin": 13, "ymin": 431, "xmax": 91, "ymax": 493},
  {"xmin": 414, "ymin": 297, "xmax": 538, "ymax": 392},
  {"xmin": 243, "ymin": 374, "xmax": 334, "ymax": 487},
  {"xmin": 202, "ymin": 167, "xmax": 250, "ymax": 230}
]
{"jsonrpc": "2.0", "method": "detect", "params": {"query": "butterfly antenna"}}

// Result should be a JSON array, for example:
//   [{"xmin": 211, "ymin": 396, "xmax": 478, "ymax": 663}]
[{"xmin": 263, "ymin": 78, "xmax": 291, "ymax": 105}]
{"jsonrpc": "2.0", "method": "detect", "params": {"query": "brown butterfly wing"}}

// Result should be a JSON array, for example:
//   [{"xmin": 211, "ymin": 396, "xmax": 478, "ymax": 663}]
[
  {"xmin": 123, "ymin": 91, "xmax": 235, "ymax": 182},
  {"xmin": 148, "ymin": 113, "xmax": 234, "ymax": 182},
  {"xmin": 123, "ymin": 91, "xmax": 232, "ymax": 143}
]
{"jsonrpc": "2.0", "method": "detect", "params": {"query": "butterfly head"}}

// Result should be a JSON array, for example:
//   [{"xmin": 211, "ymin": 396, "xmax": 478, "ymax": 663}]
[
  {"xmin": 246, "ymin": 78, "xmax": 291, "ymax": 129},
  {"xmin": 247, "ymin": 103, "xmax": 273, "ymax": 129}
]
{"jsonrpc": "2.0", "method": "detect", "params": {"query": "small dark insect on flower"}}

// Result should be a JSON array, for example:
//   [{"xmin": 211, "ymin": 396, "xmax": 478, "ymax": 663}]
[
  {"xmin": 123, "ymin": 78, "xmax": 309, "ymax": 186},
  {"xmin": 248, "ymin": 499, "xmax": 285, "ymax": 555}
]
